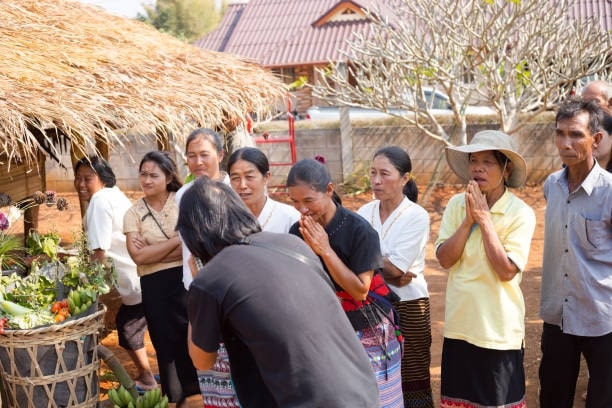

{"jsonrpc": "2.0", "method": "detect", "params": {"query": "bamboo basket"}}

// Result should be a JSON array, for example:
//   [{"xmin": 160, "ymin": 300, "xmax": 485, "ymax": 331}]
[{"xmin": 0, "ymin": 304, "xmax": 106, "ymax": 408}]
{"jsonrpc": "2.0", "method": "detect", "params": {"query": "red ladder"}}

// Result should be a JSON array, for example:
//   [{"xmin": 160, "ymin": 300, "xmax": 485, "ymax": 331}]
[{"xmin": 253, "ymin": 99, "xmax": 297, "ymax": 167}]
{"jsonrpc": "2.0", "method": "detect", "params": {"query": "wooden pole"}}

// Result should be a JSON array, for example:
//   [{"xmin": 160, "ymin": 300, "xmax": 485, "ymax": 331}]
[{"xmin": 70, "ymin": 133, "xmax": 88, "ymax": 219}]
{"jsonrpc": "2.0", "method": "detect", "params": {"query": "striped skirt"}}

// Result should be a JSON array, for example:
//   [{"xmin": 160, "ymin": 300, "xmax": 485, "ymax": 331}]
[
  {"xmin": 357, "ymin": 311, "xmax": 404, "ymax": 408},
  {"xmin": 440, "ymin": 338, "xmax": 527, "ymax": 408},
  {"xmin": 393, "ymin": 298, "xmax": 434, "ymax": 408},
  {"xmin": 198, "ymin": 343, "xmax": 241, "ymax": 408}
]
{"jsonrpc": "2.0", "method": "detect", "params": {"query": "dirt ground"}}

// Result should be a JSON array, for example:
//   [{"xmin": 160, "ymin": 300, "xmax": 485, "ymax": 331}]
[{"xmin": 32, "ymin": 185, "xmax": 588, "ymax": 407}]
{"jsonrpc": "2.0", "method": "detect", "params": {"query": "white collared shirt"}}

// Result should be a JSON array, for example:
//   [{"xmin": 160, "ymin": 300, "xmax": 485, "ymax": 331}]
[
  {"xmin": 176, "ymin": 173, "xmax": 231, "ymax": 290},
  {"xmin": 357, "ymin": 196, "xmax": 430, "ymax": 300},
  {"xmin": 257, "ymin": 197, "xmax": 300, "ymax": 233}
]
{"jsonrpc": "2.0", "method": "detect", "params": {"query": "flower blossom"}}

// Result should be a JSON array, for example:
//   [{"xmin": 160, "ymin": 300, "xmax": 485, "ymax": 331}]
[{"xmin": 0, "ymin": 212, "xmax": 9, "ymax": 231}]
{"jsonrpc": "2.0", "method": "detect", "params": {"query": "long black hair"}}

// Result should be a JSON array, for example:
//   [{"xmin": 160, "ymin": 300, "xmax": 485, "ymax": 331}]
[
  {"xmin": 176, "ymin": 177, "xmax": 260, "ymax": 262},
  {"xmin": 74, "ymin": 156, "xmax": 116, "ymax": 187},
  {"xmin": 227, "ymin": 147, "xmax": 270, "ymax": 176},
  {"xmin": 185, "ymin": 128, "xmax": 223, "ymax": 154},
  {"xmin": 286, "ymin": 159, "xmax": 342, "ymax": 205},
  {"xmin": 139, "ymin": 151, "xmax": 183, "ymax": 192},
  {"xmin": 373, "ymin": 146, "xmax": 419, "ymax": 202}
]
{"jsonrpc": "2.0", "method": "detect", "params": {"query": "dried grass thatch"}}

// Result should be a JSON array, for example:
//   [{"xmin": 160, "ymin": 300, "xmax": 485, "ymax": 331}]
[{"xmin": 0, "ymin": 0, "xmax": 286, "ymax": 165}]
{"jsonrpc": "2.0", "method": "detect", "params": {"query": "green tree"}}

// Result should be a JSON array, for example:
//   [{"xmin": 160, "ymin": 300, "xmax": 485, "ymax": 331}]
[{"xmin": 138, "ymin": 0, "xmax": 225, "ymax": 42}]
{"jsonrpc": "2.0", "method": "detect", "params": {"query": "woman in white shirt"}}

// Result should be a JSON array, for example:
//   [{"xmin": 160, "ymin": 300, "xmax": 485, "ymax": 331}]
[
  {"xmin": 357, "ymin": 146, "xmax": 433, "ymax": 408},
  {"xmin": 73, "ymin": 156, "xmax": 157, "ymax": 392},
  {"xmin": 228, "ymin": 147, "xmax": 300, "ymax": 233},
  {"xmin": 192, "ymin": 146, "xmax": 301, "ymax": 408},
  {"xmin": 174, "ymin": 128, "xmax": 229, "ymax": 290}
]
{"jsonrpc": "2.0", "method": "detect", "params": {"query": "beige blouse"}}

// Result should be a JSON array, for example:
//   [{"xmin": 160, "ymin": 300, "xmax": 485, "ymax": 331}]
[{"xmin": 123, "ymin": 192, "xmax": 182, "ymax": 277}]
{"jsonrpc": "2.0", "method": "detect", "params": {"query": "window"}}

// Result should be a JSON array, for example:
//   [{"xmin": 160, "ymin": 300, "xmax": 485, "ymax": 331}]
[{"xmin": 271, "ymin": 68, "xmax": 297, "ymax": 85}]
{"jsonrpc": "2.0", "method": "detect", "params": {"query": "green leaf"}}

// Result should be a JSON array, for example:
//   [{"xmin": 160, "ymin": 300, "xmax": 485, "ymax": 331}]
[{"xmin": 0, "ymin": 233, "xmax": 24, "ymax": 270}]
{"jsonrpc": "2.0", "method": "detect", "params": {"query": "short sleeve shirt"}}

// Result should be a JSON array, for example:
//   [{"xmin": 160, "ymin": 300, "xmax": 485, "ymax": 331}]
[
  {"xmin": 85, "ymin": 187, "xmax": 140, "ymax": 305},
  {"xmin": 123, "ymin": 192, "xmax": 182, "ymax": 276},
  {"xmin": 176, "ymin": 174, "xmax": 230, "ymax": 289},
  {"xmin": 435, "ymin": 189, "xmax": 536, "ymax": 350},
  {"xmin": 188, "ymin": 232, "xmax": 379, "ymax": 408},
  {"xmin": 289, "ymin": 205, "xmax": 383, "ymax": 290},
  {"xmin": 258, "ymin": 197, "xmax": 300, "ymax": 233},
  {"xmin": 357, "ymin": 197, "xmax": 430, "ymax": 301}
]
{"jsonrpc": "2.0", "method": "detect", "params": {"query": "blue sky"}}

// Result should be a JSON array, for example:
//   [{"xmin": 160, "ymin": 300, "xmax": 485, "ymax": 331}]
[{"xmin": 78, "ymin": 0, "xmax": 151, "ymax": 18}]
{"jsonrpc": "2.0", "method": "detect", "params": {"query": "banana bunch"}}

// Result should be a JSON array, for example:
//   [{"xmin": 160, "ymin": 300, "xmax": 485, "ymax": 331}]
[
  {"xmin": 107, "ymin": 385, "xmax": 168, "ymax": 408},
  {"xmin": 66, "ymin": 288, "xmax": 96, "ymax": 316}
]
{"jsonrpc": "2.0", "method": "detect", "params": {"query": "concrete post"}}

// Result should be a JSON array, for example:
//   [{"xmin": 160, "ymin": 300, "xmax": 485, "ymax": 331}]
[{"xmin": 338, "ymin": 63, "xmax": 353, "ymax": 182}]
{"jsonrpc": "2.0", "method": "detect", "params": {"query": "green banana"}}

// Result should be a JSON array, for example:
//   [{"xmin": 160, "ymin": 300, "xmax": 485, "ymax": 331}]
[
  {"xmin": 106, "ymin": 388, "xmax": 116, "ymax": 405},
  {"xmin": 159, "ymin": 395, "xmax": 169, "ymax": 408},
  {"xmin": 71, "ymin": 290, "xmax": 81, "ymax": 308},
  {"xmin": 67, "ymin": 297, "xmax": 77, "ymax": 314},
  {"xmin": 140, "ymin": 391, "xmax": 147, "ymax": 408},
  {"xmin": 144, "ymin": 390, "xmax": 154, "ymax": 408},
  {"xmin": 119, "ymin": 385, "xmax": 134, "ymax": 406},
  {"xmin": 107, "ymin": 388, "xmax": 123, "ymax": 406},
  {"xmin": 153, "ymin": 388, "xmax": 162, "ymax": 403}
]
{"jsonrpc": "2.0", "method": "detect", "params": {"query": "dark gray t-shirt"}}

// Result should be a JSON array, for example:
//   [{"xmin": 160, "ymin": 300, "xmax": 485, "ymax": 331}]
[{"xmin": 188, "ymin": 232, "xmax": 379, "ymax": 408}]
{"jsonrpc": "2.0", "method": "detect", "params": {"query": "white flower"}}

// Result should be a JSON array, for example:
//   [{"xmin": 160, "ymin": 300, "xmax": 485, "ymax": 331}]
[{"xmin": 6, "ymin": 206, "xmax": 22, "ymax": 224}]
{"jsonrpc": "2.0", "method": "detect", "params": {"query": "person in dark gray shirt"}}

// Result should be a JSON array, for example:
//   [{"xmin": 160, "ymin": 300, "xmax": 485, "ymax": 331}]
[{"xmin": 177, "ymin": 177, "xmax": 379, "ymax": 408}]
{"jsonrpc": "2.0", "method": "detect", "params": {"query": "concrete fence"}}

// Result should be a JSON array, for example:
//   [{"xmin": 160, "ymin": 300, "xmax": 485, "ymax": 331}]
[
  {"xmin": 256, "ymin": 113, "xmax": 560, "ymax": 189},
  {"xmin": 46, "ymin": 114, "xmax": 561, "ymax": 193}
]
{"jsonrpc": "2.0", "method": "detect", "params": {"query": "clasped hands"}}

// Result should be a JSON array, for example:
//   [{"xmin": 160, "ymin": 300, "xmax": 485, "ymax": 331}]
[
  {"xmin": 464, "ymin": 180, "xmax": 491, "ymax": 225},
  {"xmin": 299, "ymin": 215, "xmax": 331, "ymax": 257}
]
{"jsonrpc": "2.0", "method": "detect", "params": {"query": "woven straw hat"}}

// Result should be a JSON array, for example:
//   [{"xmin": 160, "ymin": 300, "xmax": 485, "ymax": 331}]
[{"xmin": 445, "ymin": 130, "xmax": 527, "ymax": 188}]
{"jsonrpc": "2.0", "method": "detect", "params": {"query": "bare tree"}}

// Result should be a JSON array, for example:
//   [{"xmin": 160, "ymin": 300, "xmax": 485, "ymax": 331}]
[{"xmin": 313, "ymin": 0, "xmax": 611, "ymax": 147}]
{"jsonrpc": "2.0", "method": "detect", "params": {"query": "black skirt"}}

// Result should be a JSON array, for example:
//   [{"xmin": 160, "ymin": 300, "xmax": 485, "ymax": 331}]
[{"xmin": 440, "ymin": 337, "xmax": 526, "ymax": 407}]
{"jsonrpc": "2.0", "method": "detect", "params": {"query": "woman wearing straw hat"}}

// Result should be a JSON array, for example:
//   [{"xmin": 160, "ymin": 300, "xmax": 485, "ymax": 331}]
[{"xmin": 434, "ymin": 130, "xmax": 536, "ymax": 408}]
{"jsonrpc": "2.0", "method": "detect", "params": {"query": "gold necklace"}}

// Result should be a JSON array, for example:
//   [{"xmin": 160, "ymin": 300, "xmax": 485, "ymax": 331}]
[
  {"xmin": 259, "ymin": 199, "xmax": 276, "ymax": 230},
  {"xmin": 370, "ymin": 200, "xmax": 411, "ymax": 240}
]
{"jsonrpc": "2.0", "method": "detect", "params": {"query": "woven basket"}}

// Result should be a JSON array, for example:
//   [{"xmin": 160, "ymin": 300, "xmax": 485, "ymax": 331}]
[{"xmin": 0, "ymin": 304, "xmax": 106, "ymax": 408}]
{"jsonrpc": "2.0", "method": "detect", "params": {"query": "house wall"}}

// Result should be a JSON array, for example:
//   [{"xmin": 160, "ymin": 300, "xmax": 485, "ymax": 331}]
[
  {"xmin": 291, "ymin": 65, "xmax": 315, "ymax": 114},
  {"xmin": 44, "ymin": 116, "xmax": 561, "ymax": 193},
  {"xmin": 0, "ymin": 152, "xmax": 46, "ymax": 200},
  {"xmin": 44, "ymin": 134, "xmax": 191, "ymax": 193}
]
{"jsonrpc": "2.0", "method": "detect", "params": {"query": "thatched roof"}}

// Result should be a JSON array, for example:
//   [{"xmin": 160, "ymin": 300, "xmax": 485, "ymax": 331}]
[{"xmin": 0, "ymin": 0, "xmax": 286, "ymax": 165}]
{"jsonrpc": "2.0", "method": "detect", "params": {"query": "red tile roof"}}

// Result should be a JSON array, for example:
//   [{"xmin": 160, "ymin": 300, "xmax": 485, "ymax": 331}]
[
  {"xmin": 195, "ymin": 0, "xmax": 388, "ymax": 67},
  {"xmin": 196, "ymin": 0, "xmax": 612, "ymax": 68},
  {"xmin": 569, "ymin": 0, "xmax": 612, "ymax": 31}
]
